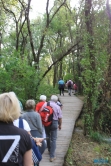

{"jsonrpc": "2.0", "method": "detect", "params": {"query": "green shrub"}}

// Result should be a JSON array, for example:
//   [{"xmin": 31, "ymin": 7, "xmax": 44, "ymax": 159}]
[
  {"xmin": 90, "ymin": 131, "xmax": 102, "ymax": 143},
  {"xmin": 36, "ymin": 84, "xmax": 58, "ymax": 102}
]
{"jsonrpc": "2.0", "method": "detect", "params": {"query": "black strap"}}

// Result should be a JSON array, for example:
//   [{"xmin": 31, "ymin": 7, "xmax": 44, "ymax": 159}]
[
  {"xmin": 47, "ymin": 102, "xmax": 50, "ymax": 106},
  {"xmin": 47, "ymin": 102, "xmax": 53, "ymax": 112}
]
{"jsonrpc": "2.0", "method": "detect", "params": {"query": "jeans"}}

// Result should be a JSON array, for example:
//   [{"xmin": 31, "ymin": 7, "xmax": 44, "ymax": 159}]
[
  {"xmin": 45, "ymin": 120, "xmax": 58, "ymax": 158},
  {"xmin": 68, "ymin": 87, "xmax": 72, "ymax": 95},
  {"xmin": 59, "ymin": 85, "xmax": 64, "ymax": 96},
  {"xmin": 59, "ymin": 88, "xmax": 64, "ymax": 95}
]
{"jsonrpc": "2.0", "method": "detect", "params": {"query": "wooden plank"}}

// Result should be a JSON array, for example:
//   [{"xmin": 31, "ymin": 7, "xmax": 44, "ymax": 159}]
[{"xmin": 39, "ymin": 93, "xmax": 83, "ymax": 166}]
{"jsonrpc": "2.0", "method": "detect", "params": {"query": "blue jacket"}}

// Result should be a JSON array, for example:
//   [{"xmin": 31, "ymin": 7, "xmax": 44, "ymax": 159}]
[{"xmin": 58, "ymin": 80, "xmax": 65, "ymax": 85}]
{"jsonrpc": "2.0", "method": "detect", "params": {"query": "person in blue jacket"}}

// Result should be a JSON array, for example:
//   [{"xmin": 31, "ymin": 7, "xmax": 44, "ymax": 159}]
[{"xmin": 58, "ymin": 78, "xmax": 65, "ymax": 96}]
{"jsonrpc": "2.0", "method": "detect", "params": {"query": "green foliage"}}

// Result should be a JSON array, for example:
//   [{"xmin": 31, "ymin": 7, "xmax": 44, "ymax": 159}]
[
  {"xmin": 0, "ymin": 52, "xmax": 38, "ymax": 104},
  {"xmin": 100, "ymin": 111, "xmax": 111, "ymax": 134},
  {"xmin": 65, "ymin": 143, "xmax": 74, "ymax": 165},
  {"xmin": 93, "ymin": 145, "xmax": 101, "ymax": 153},
  {"xmin": 79, "ymin": 0, "xmax": 109, "ymax": 134},
  {"xmin": 84, "ymin": 113, "xmax": 94, "ymax": 134},
  {"xmin": 90, "ymin": 131, "xmax": 102, "ymax": 143},
  {"xmin": 36, "ymin": 83, "xmax": 58, "ymax": 102},
  {"xmin": 0, "ymin": 51, "xmax": 59, "ymax": 108},
  {"xmin": 64, "ymin": 73, "xmax": 74, "ymax": 82},
  {"xmin": 1, "ymin": 0, "xmax": 111, "ymax": 136}
]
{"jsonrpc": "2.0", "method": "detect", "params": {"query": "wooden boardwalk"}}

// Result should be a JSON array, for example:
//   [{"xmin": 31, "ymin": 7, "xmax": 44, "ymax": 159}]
[{"xmin": 39, "ymin": 93, "xmax": 83, "ymax": 166}]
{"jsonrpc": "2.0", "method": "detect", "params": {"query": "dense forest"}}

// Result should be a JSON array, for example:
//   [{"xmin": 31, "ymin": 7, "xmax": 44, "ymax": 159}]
[{"xmin": 0, "ymin": 0, "xmax": 111, "ymax": 135}]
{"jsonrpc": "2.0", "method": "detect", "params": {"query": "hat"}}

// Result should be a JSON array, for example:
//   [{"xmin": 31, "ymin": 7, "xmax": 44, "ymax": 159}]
[
  {"xmin": 40, "ymin": 95, "xmax": 47, "ymax": 101},
  {"xmin": 51, "ymin": 95, "xmax": 58, "ymax": 102}
]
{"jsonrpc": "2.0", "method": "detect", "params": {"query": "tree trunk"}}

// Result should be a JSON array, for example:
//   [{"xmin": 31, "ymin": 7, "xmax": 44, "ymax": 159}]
[
  {"xmin": 93, "ymin": 0, "xmax": 111, "ymax": 131},
  {"xmin": 59, "ymin": 61, "xmax": 63, "ymax": 79},
  {"xmin": 53, "ymin": 64, "xmax": 57, "ymax": 87},
  {"xmin": 0, "ymin": 32, "xmax": 2, "ymax": 56},
  {"xmin": 84, "ymin": 0, "xmax": 96, "ymax": 134}
]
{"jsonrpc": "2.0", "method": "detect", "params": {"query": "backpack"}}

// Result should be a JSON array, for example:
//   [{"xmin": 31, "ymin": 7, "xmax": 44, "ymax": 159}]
[
  {"xmin": 74, "ymin": 84, "xmax": 77, "ymax": 90},
  {"xmin": 19, "ymin": 117, "xmax": 42, "ymax": 164},
  {"xmin": 40, "ymin": 102, "xmax": 53, "ymax": 126},
  {"xmin": 68, "ymin": 81, "xmax": 72, "ymax": 87}
]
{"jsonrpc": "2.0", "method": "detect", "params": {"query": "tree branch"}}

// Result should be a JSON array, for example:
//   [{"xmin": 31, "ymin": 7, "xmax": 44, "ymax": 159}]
[
  {"xmin": 49, "ymin": 0, "xmax": 66, "ymax": 23},
  {"xmin": 40, "ymin": 41, "xmax": 80, "ymax": 82},
  {"xmin": 26, "ymin": 0, "xmax": 36, "ymax": 62},
  {"xmin": 36, "ymin": 0, "xmax": 67, "ymax": 65},
  {"xmin": 1, "ymin": 0, "xmax": 17, "ymax": 22}
]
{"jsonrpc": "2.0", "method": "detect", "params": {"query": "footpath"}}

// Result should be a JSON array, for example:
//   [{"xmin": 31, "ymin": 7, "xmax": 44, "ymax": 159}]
[{"xmin": 39, "ymin": 92, "xmax": 83, "ymax": 166}]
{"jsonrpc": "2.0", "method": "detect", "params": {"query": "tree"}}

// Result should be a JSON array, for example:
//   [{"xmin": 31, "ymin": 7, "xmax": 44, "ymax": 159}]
[
  {"xmin": 79, "ymin": 0, "xmax": 109, "ymax": 134},
  {"xmin": 93, "ymin": 0, "xmax": 111, "ymax": 133}
]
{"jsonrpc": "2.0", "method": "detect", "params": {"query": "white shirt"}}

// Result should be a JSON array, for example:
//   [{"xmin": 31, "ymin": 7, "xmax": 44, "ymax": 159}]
[{"xmin": 13, "ymin": 119, "xmax": 31, "ymax": 132}]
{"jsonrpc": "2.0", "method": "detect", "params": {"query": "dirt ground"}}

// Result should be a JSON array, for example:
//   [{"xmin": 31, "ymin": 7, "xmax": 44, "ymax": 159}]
[
  {"xmin": 63, "ymin": 95, "xmax": 111, "ymax": 166},
  {"xmin": 63, "ymin": 128, "xmax": 111, "ymax": 166}
]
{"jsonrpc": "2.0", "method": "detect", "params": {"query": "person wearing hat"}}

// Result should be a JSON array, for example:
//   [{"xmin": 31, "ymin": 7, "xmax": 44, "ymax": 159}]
[{"xmin": 35, "ymin": 95, "xmax": 47, "ymax": 113}]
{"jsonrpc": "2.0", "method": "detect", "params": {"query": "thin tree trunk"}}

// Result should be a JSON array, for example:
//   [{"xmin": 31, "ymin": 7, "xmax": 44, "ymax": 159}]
[
  {"xmin": 53, "ymin": 64, "xmax": 57, "ymax": 87},
  {"xmin": 59, "ymin": 61, "xmax": 62, "ymax": 79},
  {"xmin": 0, "ymin": 32, "xmax": 2, "ymax": 56}
]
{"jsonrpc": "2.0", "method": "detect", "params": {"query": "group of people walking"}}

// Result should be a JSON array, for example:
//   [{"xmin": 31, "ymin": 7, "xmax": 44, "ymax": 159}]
[
  {"xmin": 58, "ymin": 78, "xmax": 78, "ymax": 96},
  {"xmin": 0, "ymin": 79, "xmax": 77, "ymax": 165},
  {"xmin": 0, "ymin": 92, "xmax": 62, "ymax": 166}
]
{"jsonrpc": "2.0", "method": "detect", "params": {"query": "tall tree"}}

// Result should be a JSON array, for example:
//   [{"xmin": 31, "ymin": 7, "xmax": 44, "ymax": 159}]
[
  {"xmin": 81, "ymin": 0, "xmax": 108, "ymax": 134},
  {"xmin": 93, "ymin": 0, "xmax": 111, "ymax": 132}
]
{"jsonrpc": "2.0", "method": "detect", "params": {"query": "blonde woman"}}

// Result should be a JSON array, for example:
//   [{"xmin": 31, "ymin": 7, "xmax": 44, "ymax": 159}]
[{"xmin": 0, "ymin": 92, "xmax": 32, "ymax": 166}]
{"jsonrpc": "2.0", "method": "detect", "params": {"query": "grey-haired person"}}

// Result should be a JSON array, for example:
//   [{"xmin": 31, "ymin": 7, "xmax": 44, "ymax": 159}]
[
  {"xmin": 43, "ymin": 95, "xmax": 62, "ymax": 162},
  {"xmin": 22, "ymin": 99, "xmax": 46, "ymax": 155},
  {"xmin": 35, "ymin": 95, "xmax": 47, "ymax": 113},
  {"xmin": 35, "ymin": 95, "xmax": 47, "ymax": 139}
]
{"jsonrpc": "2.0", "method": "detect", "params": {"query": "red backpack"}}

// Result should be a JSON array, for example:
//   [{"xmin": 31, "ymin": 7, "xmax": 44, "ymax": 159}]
[
  {"xmin": 39, "ymin": 102, "xmax": 53, "ymax": 126},
  {"xmin": 74, "ymin": 84, "xmax": 77, "ymax": 90}
]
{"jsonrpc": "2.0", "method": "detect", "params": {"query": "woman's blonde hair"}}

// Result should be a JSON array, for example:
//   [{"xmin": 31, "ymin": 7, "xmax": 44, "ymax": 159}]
[
  {"xmin": 25, "ymin": 99, "xmax": 35, "ymax": 110},
  {"xmin": 0, "ymin": 92, "xmax": 20, "ymax": 122}
]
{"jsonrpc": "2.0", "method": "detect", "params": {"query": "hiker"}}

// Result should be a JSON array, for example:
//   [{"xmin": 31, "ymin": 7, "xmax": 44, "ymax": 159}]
[
  {"xmin": 35, "ymin": 95, "xmax": 47, "ymax": 145},
  {"xmin": 58, "ymin": 78, "xmax": 65, "ymax": 96},
  {"xmin": 66, "ymin": 79, "xmax": 73, "ymax": 96},
  {"xmin": 0, "ymin": 92, "xmax": 32, "ymax": 166},
  {"xmin": 35, "ymin": 95, "xmax": 47, "ymax": 113},
  {"xmin": 14, "ymin": 117, "xmax": 43, "ymax": 166},
  {"xmin": 22, "ymin": 99, "xmax": 46, "ymax": 155},
  {"xmin": 73, "ymin": 82, "xmax": 78, "ymax": 94},
  {"xmin": 13, "ymin": 117, "xmax": 44, "ymax": 145},
  {"xmin": 43, "ymin": 95, "xmax": 62, "ymax": 162}
]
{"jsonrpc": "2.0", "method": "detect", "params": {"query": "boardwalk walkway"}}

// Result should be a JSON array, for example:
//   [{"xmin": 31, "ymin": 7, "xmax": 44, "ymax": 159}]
[{"xmin": 40, "ymin": 93, "xmax": 83, "ymax": 166}]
